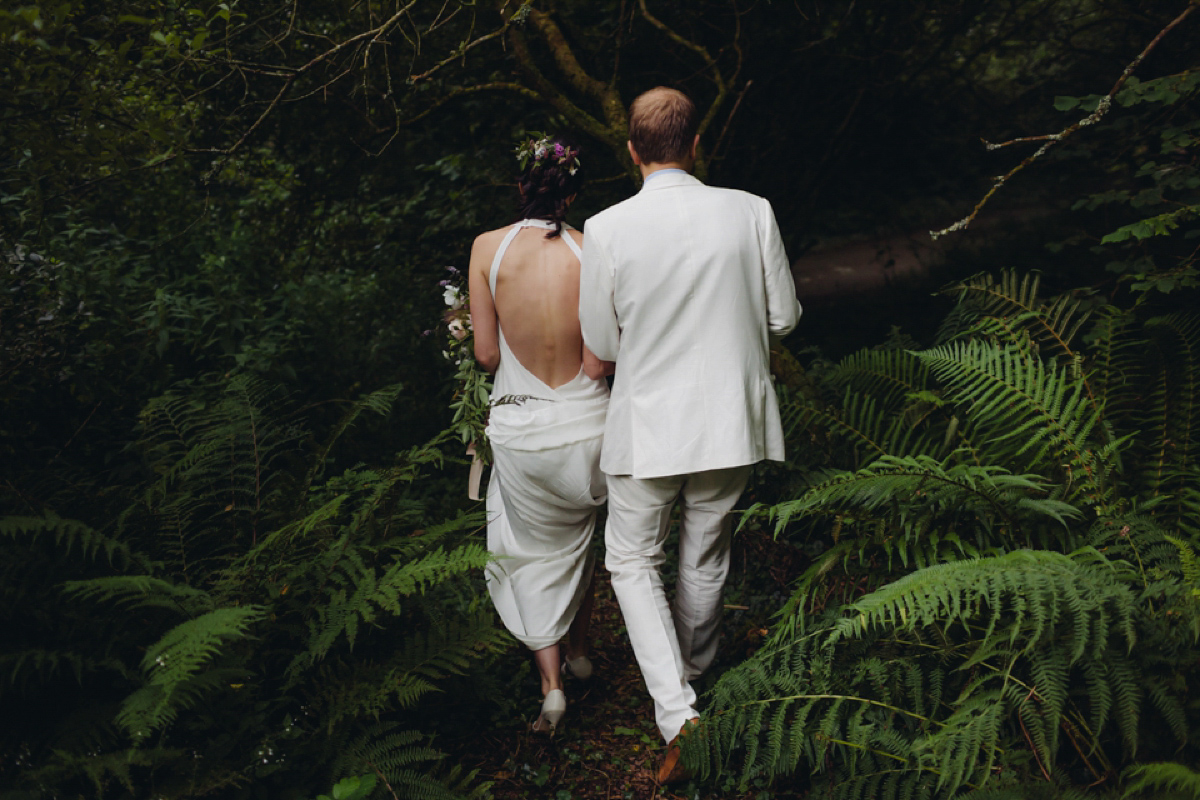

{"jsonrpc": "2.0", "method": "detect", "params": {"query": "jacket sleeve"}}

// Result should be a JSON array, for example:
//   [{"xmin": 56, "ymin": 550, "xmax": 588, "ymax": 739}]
[
  {"xmin": 579, "ymin": 225, "xmax": 621, "ymax": 361},
  {"xmin": 759, "ymin": 197, "xmax": 802, "ymax": 337}
]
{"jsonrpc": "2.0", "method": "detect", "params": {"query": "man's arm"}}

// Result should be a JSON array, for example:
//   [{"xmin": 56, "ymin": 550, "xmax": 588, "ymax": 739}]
[
  {"xmin": 759, "ymin": 197, "xmax": 802, "ymax": 338},
  {"xmin": 579, "ymin": 228, "xmax": 621, "ymax": 362}
]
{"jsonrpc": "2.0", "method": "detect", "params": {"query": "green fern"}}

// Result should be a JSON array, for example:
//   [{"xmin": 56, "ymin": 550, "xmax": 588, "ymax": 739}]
[
  {"xmin": 307, "ymin": 611, "xmax": 511, "ymax": 726},
  {"xmin": 697, "ymin": 550, "xmax": 1153, "ymax": 794},
  {"xmin": 913, "ymin": 340, "xmax": 1117, "ymax": 509},
  {"xmin": 61, "ymin": 575, "xmax": 214, "ymax": 614},
  {"xmin": 938, "ymin": 270, "xmax": 1097, "ymax": 364},
  {"xmin": 0, "ymin": 514, "xmax": 144, "ymax": 568},
  {"xmin": 114, "ymin": 606, "xmax": 265, "ymax": 740},
  {"xmin": 331, "ymin": 722, "xmax": 492, "ymax": 800},
  {"xmin": 1123, "ymin": 762, "xmax": 1200, "ymax": 799},
  {"xmin": 295, "ymin": 540, "xmax": 492, "ymax": 670},
  {"xmin": 302, "ymin": 382, "xmax": 405, "ymax": 490}
]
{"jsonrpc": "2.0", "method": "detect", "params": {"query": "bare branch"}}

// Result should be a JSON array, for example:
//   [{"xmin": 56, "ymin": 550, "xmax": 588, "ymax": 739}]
[
  {"xmin": 931, "ymin": 2, "xmax": 1199, "ymax": 240},
  {"xmin": 397, "ymin": 81, "xmax": 541, "ymax": 126},
  {"xmin": 527, "ymin": 10, "xmax": 609, "ymax": 103},
  {"xmin": 636, "ymin": 0, "xmax": 740, "ymax": 177},
  {"xmin": 507, "ymin": 25, "xmax": 625, "ymax": 149},
  {"xmin": 202, "ymin": 0, "xmax": 422, "ymax": 178},
  {"xmin": 636, "ymin": 0, "xmax": 724, "ymax": 95},
  {"xmin": 409, "ymin": 23, "xmax": 510, "ymax": 83},
  {"xmin": 204, "ymin": 76, "xmax": 294, "ymax": 181},
  {"xmin": 711, "ymin": 79, "xmax": 751, "ymax": 163}
]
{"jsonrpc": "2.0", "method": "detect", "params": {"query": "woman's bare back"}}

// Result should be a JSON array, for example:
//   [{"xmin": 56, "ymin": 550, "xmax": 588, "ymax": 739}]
[{"xmin": 469, "ymin": 225, "xmax": 587, "ymax": 389}]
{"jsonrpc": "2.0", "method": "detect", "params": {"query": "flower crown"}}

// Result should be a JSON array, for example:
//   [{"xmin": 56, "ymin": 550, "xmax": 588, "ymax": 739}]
[{"xmin": 515, "ymin": 134, "xmax": 581, "ymax": 176}]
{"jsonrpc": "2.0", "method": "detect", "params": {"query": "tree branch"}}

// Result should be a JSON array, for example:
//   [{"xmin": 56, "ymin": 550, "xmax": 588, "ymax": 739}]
[
  {"xmin": 636, "ymin": 0, "xmax": 738, "ymax": 178},
  {"xmin": 506, "ymin": 24, "xmax": 626, "ymax": 153},
  {"xmin": 930, "ymin": 2, "xmax": 1198, "ymax": 240},
  {"xmin": 408, "ymin": 22, "xmax": 511, "ymax": 83},
  {"xmin": 202, "ymin": 0, "xmax": 421, "ymax": 178},
  {"xmin": 397, "ymin": 81, "xmax": 541, "ymax": 126}
]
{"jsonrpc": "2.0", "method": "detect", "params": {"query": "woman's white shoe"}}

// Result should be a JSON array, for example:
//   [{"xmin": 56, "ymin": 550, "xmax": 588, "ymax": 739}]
[{"xmin": 532, "ymin": 688, "xmax": 567, "ymax": 733}]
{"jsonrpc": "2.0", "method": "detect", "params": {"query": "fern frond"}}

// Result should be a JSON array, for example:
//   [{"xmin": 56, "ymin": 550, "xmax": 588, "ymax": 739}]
[
  {"xmin": 0, "ymin": 647, "xmax": 132, "ymax": 693},
  {"xmin": 759, "ymin": 455, "xmax": 1080, "ymax": 568},
  {"xmin": 0, "ymin": 515, "xmax": 144, "ymax": 568},
  {"xmin": 309, "ymin": 611, "xmax": 510, "ymax": 725},
  {"xmin": 1123, "ymin": 761, "xmax": 1200, "ymax": 799},
  {"xmin": 913, "ymin": 340, "xmax": 1114, "ymax": 509},
  {"xmin": 826, "ymin": 348, "xmax": 934, "ymax": 410},
  {"xmin": 939, "ymin": 270, "xmax": 1095, "ymax": 362},
  {"xmin": 295, "ymin": 541, "xmax": 494, "ymax": 670},
  {"xmin": 304, "ymin": 382, "xmax": 404, "ymax": 489},
  {"xmin": 140, "ymin": 605, "xmax": 265, "ymax": 688},
  {"xmin": 830, "ymin": 551, "xmax": 1135, "ymax": 655},
  {"xmin": 115, "ymin": 667, "xmax": 248, "ymax": 741},
  {"xmin": 61, "ymin": 575, "xmax": 213, "ymax": 614}
]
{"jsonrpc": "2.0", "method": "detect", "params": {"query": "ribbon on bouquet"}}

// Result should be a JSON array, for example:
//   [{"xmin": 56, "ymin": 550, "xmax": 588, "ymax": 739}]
[{"xmin": 467, "ymin": 441, "xmax": 484, "ymax": 501}]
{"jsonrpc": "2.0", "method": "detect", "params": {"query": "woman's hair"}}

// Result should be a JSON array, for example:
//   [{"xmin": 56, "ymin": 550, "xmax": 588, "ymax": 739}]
[{"xmin": 516, "ymin": 135, "xmax": 583, "ymax": 239}]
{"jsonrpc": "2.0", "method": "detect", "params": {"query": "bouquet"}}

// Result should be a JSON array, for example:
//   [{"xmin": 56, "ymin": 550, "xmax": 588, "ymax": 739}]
[{"xmin": 437, "ymin": 267, "xmax": 493, "ymax": 484}]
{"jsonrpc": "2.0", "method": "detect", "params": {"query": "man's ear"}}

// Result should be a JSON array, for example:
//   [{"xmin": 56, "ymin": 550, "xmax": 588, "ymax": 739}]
[
  {"xmin": 689, "ymin": 134, "xmax": 699, "ymax": 160},
  {"xmin": 627, "ymin": 140, "xmax": 643, "ymax": 166}
]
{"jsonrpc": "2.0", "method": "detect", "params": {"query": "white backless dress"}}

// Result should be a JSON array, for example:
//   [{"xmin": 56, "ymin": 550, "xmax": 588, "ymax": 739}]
[{"xmin": 484, "ymin": 219, "xmax": 610, "ymax": 651}]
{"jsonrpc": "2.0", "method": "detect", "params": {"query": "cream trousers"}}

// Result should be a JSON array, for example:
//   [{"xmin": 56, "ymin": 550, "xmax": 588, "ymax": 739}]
[{"xmin": 605, "ymin": 465, "xmax": 751, "ymax": 742}]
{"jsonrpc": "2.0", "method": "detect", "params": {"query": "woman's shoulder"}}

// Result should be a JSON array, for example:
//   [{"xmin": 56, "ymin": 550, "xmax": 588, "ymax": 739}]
[
  {"xmin": 473, "ymin": 225, "xmax": 513, "ymax": 248},
  {"xmin": 469, "ymin": 225, "xmax": 513, "ymax": 268}
]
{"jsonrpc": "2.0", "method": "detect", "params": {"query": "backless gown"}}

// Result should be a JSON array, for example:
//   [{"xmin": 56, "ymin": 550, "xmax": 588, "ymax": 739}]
[{"xmin": 484, "ymin": 219, "xmax": 610, "ymax": 651}]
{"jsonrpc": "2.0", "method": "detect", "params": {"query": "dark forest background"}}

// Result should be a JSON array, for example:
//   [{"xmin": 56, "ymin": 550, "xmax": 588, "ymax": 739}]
[{"xmin": 3, "ymin": 1, "xmax": 1199, "ymax": 798}]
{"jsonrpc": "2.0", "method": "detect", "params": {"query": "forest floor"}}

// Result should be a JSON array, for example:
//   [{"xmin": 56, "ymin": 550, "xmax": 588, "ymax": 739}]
[{"xmin": 436, "ymin": 524, "xmax": 811, "ymax": 800}]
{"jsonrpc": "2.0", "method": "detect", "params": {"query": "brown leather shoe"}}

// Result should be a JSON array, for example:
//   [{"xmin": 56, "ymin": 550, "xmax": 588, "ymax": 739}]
[{"xmin": 656, "ymin": 718, "xmax": 700, "ymax": 785}]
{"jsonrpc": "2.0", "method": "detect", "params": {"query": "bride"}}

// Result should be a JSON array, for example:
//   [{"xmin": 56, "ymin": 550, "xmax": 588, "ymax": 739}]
[{"xmin": 468, "ymin": 135, "xmax": 613, "ymax": 732}]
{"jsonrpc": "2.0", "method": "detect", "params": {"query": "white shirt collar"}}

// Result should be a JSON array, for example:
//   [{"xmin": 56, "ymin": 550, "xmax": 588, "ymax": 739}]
[{"xmin": 642, "ymin": 168, "xmax": 688, "ymax": 186}]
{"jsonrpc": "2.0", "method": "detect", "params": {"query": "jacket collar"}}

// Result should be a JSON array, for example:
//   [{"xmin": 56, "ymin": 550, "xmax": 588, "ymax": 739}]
[{"xmin": 638, "ymin": 170, "xmax": 703, "ymax": 193}]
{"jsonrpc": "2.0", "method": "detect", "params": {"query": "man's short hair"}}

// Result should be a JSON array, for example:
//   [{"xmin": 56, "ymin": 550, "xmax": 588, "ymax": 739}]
[{"xmin": 628, "ymin": 87, "xmax": 699, "ymax": 165}]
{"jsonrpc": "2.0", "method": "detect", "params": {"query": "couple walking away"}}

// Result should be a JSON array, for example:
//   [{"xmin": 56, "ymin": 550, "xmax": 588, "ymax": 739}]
[{"xmin": 468, "ymin": 86, "xmax": 802, "ymax": 785}]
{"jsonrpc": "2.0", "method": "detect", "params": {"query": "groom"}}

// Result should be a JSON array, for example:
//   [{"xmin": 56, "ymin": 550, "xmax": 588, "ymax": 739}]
[{"xmin": 579, "ymin": 87, "xmax": 801, "ymax": 782}]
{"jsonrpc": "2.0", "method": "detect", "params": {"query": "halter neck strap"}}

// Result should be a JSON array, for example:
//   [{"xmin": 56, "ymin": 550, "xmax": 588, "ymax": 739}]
[{"xmin": 488, "ymin": 219, "xmax": 581, "ymax": 295}]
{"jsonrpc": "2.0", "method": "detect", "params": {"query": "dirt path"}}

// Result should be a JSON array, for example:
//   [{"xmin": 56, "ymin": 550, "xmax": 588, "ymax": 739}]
[{"xmin": 437, "ymin": 527, "xmax": 809, "ymax": 800}]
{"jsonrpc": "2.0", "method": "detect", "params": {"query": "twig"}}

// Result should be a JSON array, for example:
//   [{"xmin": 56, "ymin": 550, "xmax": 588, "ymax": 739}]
[
  {"xmin": 397, "ymin": 81, "xmax": 541, "ymax": 127},
  {"xmin": 409, "ymin": 23, "xmax": 509, "ymax": 83},
  {"xmin": 1017, "ymin": 687, "xmax": 1053, "ymax": 782},
  {"xmin": 203, "ymin": 0, "xmax": 420, "ymax": 179},
  {"xmin": 637, "ymin": 0, "xmax": 729, "ymax": 138},
  {"xmin": 48, "ymin": 402, "xmax": 102, "ymax": 465},
  {"xmin": 930, "ymin": 3, "xmax": 1198, "ymax": 240},
  {"xmin": 711, "ymin": 79, "xmax": 751, "ymax": 163},
  {"xmin": 369, "ymin": 762, "xmax": 401, "ymax": 800}
]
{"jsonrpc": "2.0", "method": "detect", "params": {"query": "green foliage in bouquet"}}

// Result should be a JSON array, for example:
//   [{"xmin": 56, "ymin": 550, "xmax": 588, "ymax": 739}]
[{"xmin": 439, "ymin": 268, "xmax": 495, "ymax": 466}]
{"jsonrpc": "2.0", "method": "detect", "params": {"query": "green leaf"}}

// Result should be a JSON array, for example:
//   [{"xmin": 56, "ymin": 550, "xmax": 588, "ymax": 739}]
[{"xmin": 331, "ymin": 774, "xmax": 376, "ymax": 800}]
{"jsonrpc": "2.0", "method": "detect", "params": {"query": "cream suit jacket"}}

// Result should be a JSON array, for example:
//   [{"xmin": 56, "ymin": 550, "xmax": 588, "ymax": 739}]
[{"xmin": 579, "ymin": 171, "xmax": 802, "ymax": 478}]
